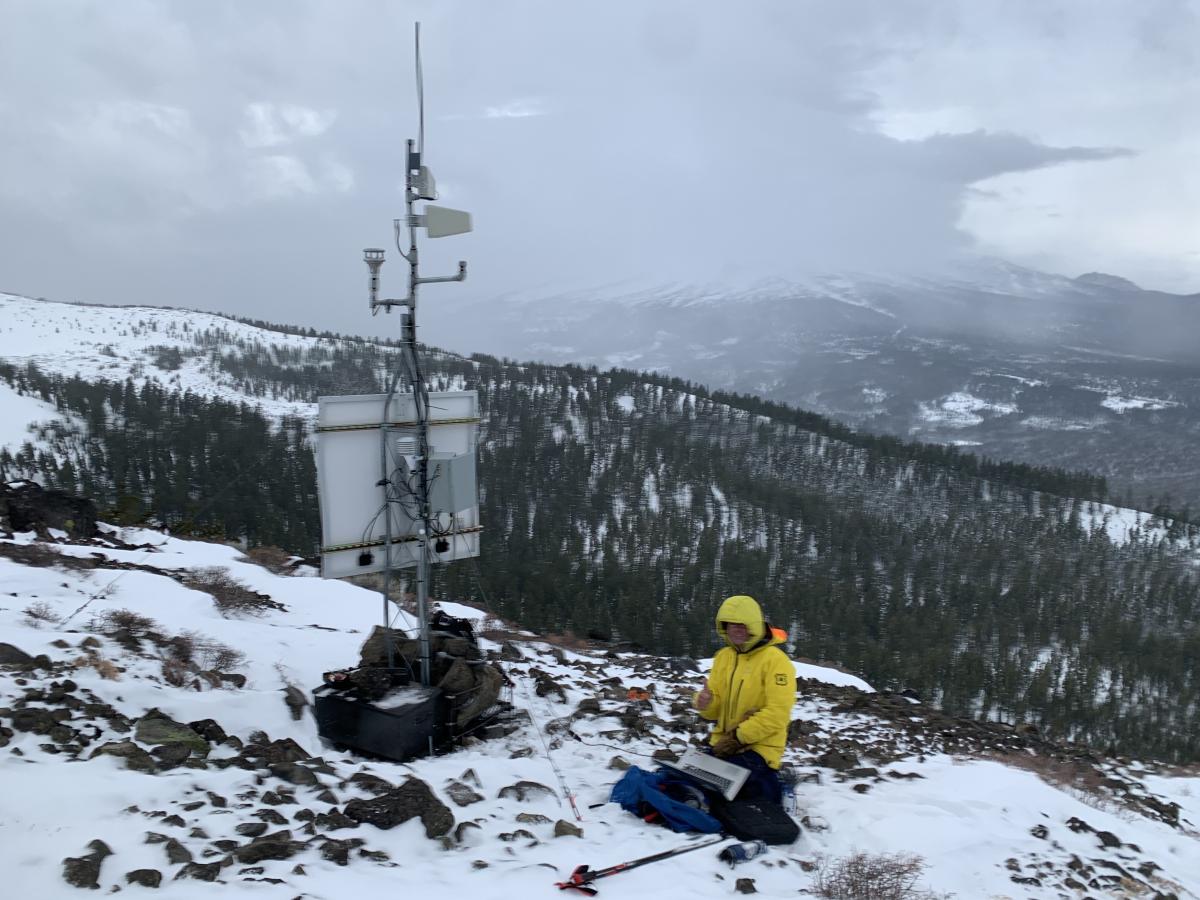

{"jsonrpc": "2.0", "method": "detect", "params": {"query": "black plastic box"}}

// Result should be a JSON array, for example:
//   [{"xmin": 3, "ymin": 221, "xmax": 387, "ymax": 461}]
[{"xmin": 313, "ymin": 682, "xmax": 445, "ymax": 762}]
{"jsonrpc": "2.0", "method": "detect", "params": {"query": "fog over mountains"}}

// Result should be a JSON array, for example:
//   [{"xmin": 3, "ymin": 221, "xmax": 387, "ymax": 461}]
[{"xmin": 446, "ymin": 258, "xmax": 1200, "ymax": 512}]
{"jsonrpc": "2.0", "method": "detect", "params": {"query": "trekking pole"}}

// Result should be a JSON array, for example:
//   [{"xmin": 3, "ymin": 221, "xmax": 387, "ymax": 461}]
[{"xmin": 555, "ymin": 834, "xmax": 728, "ymax": 894}]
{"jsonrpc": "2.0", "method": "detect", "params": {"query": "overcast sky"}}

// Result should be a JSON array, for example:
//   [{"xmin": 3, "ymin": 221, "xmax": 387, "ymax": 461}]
[{"xmin": 1, "ymin": 0, "xmax": 1197, "ymax": 343}]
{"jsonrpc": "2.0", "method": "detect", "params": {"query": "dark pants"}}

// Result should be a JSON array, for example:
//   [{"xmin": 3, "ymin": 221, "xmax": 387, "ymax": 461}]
[{"xmin": 706, "ymin": 748, "xmax": 783, "ymax": 805}]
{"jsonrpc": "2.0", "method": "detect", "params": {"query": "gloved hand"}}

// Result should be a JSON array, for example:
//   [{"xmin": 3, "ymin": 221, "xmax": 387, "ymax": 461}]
[{"xmin": 712, "ymin": 731, "xmax": 743, "ymax": 758}]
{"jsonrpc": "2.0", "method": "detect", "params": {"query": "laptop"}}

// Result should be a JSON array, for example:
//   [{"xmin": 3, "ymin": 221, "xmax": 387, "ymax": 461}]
[{"xmin": 659, "ymin": 748, "xmax": 750, "ymax": 801}]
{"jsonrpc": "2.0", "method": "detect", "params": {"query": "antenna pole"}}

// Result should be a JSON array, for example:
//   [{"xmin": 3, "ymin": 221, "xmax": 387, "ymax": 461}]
[
  {"xmin": 403, "ymin": 135, "xmax": 434, "ymax": 688},
  {"xmin": 361, "ymin": 20, "xmax": 471, "ymax": 692}
]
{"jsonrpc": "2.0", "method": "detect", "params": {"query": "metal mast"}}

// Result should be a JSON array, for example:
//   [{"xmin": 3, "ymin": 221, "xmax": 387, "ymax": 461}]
[{"xmin": 363, "ymin": 23, "xmax": 471, "ymax": 688}]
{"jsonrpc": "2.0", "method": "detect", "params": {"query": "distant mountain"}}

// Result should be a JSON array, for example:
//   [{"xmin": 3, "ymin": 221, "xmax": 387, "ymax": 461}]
[
  {"xmin": 2, "ymin": 291, "xmax": 1199, "ymax": 762},
  {"xmin": 445, "ymin": 258, "xmax": 1200, "ymax": 512}
]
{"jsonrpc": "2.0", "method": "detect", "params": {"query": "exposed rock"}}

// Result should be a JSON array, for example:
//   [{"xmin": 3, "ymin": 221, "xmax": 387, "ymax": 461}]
[
  {"xmin": 499, "ymin": 828, "xmax": 537, "ymax": 843},
  {"xmin": 608, "ymin": 756, "xmax": 631, "ymax": 771},
  {"xmin": 186, "ymin": 719, "xmax": 227, "ymax": 744},
  {"xmin": 516, "ymin": 813, "xmax": 552, "ymax": 825},
  {"xmin": 90, "ymin": 739, "xmax": 157, "ymax": 773},
  {"xmin": 344, "ymin": 777, "xmax": 454, "ymax": 838},
  {"xmin": 816, "ymin": 749, "xmax": 858, "ymax": 771},
  {"xmin": 61, "ymin": 839, "xmax": 112, "ymax": 890},
  {"xmin": 11, "ymin": 707, "xmax": 58, "ymax": 734},
  {"xmin": 451, "ymin": 663, "xmax": 504, "ymax": 728},
  {"xmin": 253, "ymin": 809, "xmax": 288, "ymax": 826},
  {"xmin": 283, "ymin": 685, "xmax": 309, "ymax": 721},
  {"xmin": 735, "ymin": 877, "xmax": 757, "ymax": 894},
  {"xmin": 218, "ymin": 673, "xmax": 246, "ymax": 688},
  {"xmin": 437, "ymin": 658, "xmax": 475, "ymax": 696},
  {"xmin": 152, "ymin": 743, "xmax": 192, "ymax": 769},
  {"xmin": 175, "ymin": 861, "xmax": 222, "ymax": 881},
  {"xmin": 346, "ymin": 772, "xmax": 394, "ymax": 796},
  {"xmin": 445, "ymin": 781, "xmax": 484, "ymax": 807},
  {"xmin": 498, "ymin": 780, "xmax": 556, "ymax": 802},
  {"xmin": 270, "ymin": 762, "xmax": 319, "ymax": 786},
  {"xmin": 499, "ymin": 641, "xmax": 524, "ymax": 661},
  {"xmin": 235, "ymin": 823, "xmax": 268, "ymax": 838},
  {"xmin": 2, "ymin": 481, "xmax": 97, "ymax": 538},
  {"xmin": 164, "ymin": 838, "xmax": 192, "ymax": 865},
  {"xmin": 134, "ymin": 710, "xmax": 209, "ymax": 755},
  {"xmin": 125, "ymin": 869, "xmax": 162, "ymax": 888},
  {"xmin": 318, "ymin": 837, "xmax": 363, "ymax": 866},
  {"xmin": 233, "ymin": 830, "xmax": 305, "ymax": 864},
  {"xmin": 554, "ymin": 819, "xmax": 583, "ymax": 838},
  {"xmin": 314, "ymin": 810, "xmax": 359, "ymax": 831},
  {"xmin": 575, "ymin": 698, "xmax": 602, "ymax": 715},
  {"xmin": 240, "ymin": 737, "xmax": 310, "ymax": 767}
]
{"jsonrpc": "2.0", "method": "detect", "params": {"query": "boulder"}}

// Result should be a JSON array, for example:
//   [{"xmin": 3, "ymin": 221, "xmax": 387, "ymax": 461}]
[
  {"xmin": 163, "ymin": 838, "xmax": 192, "ymax": 865},
  {"xmin": 186, "ymin": 719, "xmax": 227, "ymax": 744},
  {"xmin": 90, "ymin": 740, "xmax": 157, "ymax": 773},
  {"xmin": 175, "ymin": 861, "xmax": 221, "ymax": 881},
  {"xmin": 554, "ymin": 819, "xmax": 583, "ymax": 838},
  {"xmin": 346, "ymin": 772, "xmax": 394, "ymax": 796},
  {"xmin": 11, "ymin": 707, "xmax": 59, "ymax": 734},
  {"xmin": 134, "ymin": 711, "xmax": 209, "ymax": 755},
  {"xmin": 452, "ymin": 664, "xmax": 504, "ymax": 728},
  {"xmin": 445, "ymin": 781, "xmax": 484, "ymax": 807},
  {"xmin": 125, "ymin": 869, "xmax": 162, "ymax": 888},
  {"xmin": 283, "ymin": 686, "xmax": 309, "ymax": 721},
  {"xmin": 240, "ymin": 737, "xmax": 310, "ymax": 767},
  {"xmin": 497, "ymin": 780, "xmax": 556, "ymax": 802},
  {"xmin": 344, "ymin": 777, "xmax": 454, "ymax": 838},
  {"xmin": 233, "ymin": 830, "xmax": 306, "ymax": 865},
  {"xmin": 0, "ymin": 643, "xmax": 34, "ymax": 668},
  {"xmin": 2, "ymin": 481, "xmax": 97, "ymax": 538},
  {"xmin": 61, "ymin": 839, "xmax": 111, "ymax": 890}
]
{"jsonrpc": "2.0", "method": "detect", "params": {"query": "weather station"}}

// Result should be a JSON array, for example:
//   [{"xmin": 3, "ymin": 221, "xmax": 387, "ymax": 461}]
[{"xmin": 311, "ymin": 25, "xmax": 502, "ymax": 762}]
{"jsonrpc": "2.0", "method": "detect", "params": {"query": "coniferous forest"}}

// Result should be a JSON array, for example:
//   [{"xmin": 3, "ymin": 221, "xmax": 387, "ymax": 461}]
[{"xmin": 2, "ymin": 324, "xmax": 1199, "ymax": 763}]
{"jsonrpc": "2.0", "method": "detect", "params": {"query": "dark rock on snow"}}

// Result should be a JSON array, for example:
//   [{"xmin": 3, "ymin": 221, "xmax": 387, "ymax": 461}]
[
  {"xmin": 61, "ymin": 839, "xmax": 112, "ymax": 890},
  {"xmin": 343, "ymin": 777, "xmax": 454, "ymax": 838}
]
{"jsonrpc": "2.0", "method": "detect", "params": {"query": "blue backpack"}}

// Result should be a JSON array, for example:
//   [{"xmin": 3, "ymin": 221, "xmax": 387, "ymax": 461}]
[{"xmin": 609, "ymin": 766, "xmax": 723, "ymax": 833}]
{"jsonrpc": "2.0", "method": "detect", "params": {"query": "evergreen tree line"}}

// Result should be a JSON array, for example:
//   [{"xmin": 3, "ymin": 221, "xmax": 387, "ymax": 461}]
[{"xmin": 2, "ymin": 344, "xmax": 1198, "ymax": 762}]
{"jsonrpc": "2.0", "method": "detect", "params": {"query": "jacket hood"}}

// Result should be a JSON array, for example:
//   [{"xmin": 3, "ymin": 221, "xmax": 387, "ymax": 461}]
[{"xmin": 715, "ymin": 595, "xmax": 786, "ymax": 652}]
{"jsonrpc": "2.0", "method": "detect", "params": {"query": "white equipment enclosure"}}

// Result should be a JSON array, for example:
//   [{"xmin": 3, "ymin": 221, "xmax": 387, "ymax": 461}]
[{"xmin": 316, "ymin": 390, "xmax": 481, "ymax": 579}]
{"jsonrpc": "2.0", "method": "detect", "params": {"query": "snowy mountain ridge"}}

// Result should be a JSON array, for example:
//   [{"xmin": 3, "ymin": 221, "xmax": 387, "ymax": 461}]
[{"xmin": 2, "ymin": 511, "xmax": 1200, "ymax": 898}]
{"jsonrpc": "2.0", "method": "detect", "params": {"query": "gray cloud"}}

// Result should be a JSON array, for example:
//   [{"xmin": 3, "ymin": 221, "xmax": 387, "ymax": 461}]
[{"xmin": 0, "ymin": 0, "xmax": 1191, "ymax": 346}]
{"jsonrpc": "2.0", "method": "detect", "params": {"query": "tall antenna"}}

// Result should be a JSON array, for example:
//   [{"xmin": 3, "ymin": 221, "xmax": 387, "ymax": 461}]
[
  {"xmin": 415, "ymin": 21, "xmax": 425, "ymax": 157},
  {"xmin": 360, "ymin": 21, "xmax": 473, "ymax": 688}
]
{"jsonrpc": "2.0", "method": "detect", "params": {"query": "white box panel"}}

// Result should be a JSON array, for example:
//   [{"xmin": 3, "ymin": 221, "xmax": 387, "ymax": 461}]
[{"xmin": 316, "ymin": 391, "xmax": 480, "ymax": 578}]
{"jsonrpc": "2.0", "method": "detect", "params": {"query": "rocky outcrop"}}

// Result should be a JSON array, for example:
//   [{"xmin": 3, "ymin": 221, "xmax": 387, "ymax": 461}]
[
  {"xmin": 1, "ymin": 481, "xmax": 97, "ymax": 538},
  {"xmin": 344, "ymin": 777, "xmax": 454, "ymax": 838}
]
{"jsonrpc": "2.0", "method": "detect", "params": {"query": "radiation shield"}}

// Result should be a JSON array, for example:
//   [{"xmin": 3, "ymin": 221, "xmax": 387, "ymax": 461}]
[{"xmin": 315, "ymin": 391, "xmax": 480, "ymax": 579}]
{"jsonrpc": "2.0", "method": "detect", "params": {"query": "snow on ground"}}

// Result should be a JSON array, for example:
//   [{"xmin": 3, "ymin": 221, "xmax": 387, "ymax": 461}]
[
  {"xmin": 3, "ymin": 525, "xmax": 1199, "ymax": 898},
  {"xmin": 1101, "ymin": 394, "xmax": 1178, "ymax": 412},
  {"xmin": 917, "ymin": 392, "xmax": 1017, "ymax": 428},
  {"xmin": 0, "ymin": 381, "xmax": 64, "ymax": 453}
]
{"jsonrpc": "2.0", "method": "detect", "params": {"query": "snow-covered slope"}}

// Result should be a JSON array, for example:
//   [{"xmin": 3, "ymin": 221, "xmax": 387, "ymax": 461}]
[
  {"xmin": 0, "ymin": 291, "xmax": 339, "ymax": 424},
  {"xmin": 2, "ymin": 522, "xmax": 1198, "ymax": 898}
]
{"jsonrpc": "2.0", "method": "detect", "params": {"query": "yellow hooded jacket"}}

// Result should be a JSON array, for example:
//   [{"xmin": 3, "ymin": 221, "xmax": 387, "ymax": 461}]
[{"xmin": 695, "ymin": 595, "xmax": 795, "ymax": 769}]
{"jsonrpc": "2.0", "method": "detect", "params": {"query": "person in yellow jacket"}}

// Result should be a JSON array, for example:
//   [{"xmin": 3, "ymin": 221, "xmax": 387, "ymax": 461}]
[{"xmin": 693, "ymin": 594, "xmax": 795, "ymax": 804}]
